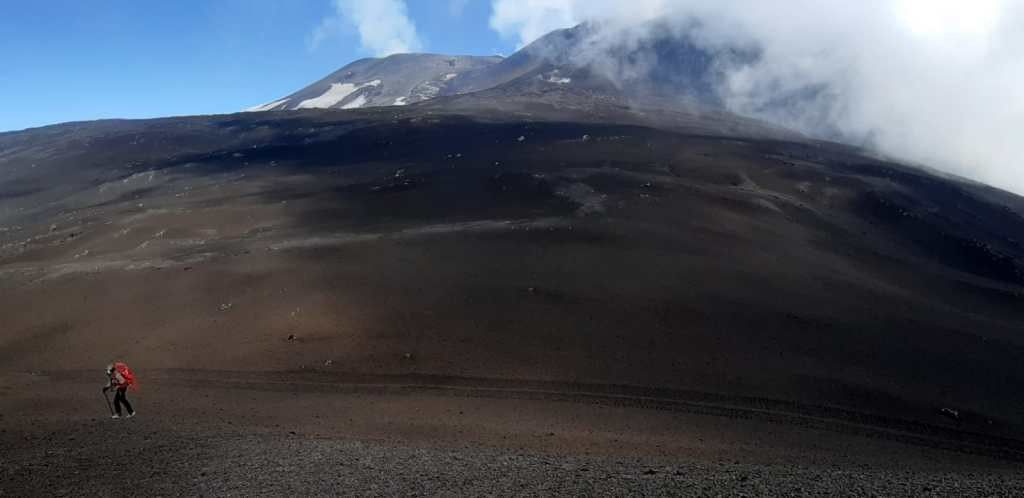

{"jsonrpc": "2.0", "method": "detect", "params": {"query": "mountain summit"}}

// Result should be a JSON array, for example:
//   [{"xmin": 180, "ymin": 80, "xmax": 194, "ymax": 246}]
[
  {"xmin": 245, "ymin": 22, "xmax": 743, "ymax": 114},
  {"xmin": 245, "ymin": 53, "xmax": 503, "ymax": 111}
]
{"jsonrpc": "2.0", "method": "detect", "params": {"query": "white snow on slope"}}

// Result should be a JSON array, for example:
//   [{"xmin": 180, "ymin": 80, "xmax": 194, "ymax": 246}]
[
  {"xmin": 244, "ymin": 98, "xmax": 290, "ymax": 112},
  {"xmin": 393, "ymin": 96, "xmax": 408, "ymax": 106},
  {"xmin": 443, "ymin": 73, "xmax": 458, "ymax": 81},
  {"xmin": 341, "ymin": 95, "xmax": 367, "ymax": 109},
  {"xmin": 543, "ymin": 74, "xmax": 571, "ymax": 85},
  {"xmin": 296, "ymin": 80, "xmax": 382, "ymax": 109}
]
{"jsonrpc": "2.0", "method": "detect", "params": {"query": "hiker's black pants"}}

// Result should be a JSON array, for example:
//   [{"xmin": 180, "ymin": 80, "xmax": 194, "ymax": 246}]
[{"xmin": 114, "ymin": 388, "xmax": 133, "ymax": 415}]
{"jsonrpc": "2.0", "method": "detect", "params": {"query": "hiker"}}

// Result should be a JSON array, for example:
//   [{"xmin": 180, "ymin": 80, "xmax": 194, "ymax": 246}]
[{"xmin": 103, "ymin": 362, "xmax": 136, "ymax": 419}]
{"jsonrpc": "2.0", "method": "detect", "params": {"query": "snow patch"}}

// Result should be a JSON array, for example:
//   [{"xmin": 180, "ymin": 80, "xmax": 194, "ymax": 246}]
[
  {"xmin": 443, "ymin": 73, "xmax": 458, "ymax": 81},
  {"xmin": 393, "ymin": 96, "xmax": 408, "ymax": 106},
  {"xmin": 245, "ymin": 98, "xmax": 289, "ymax": 112},
  {"xmin": 296, "ymin": 80, "xmax": 381, "ymax": 109},
  {"xmin": 410, "ymin": 80, "xmax": 442, "ymax": 100},
  {"xmin": 341, "ymin": 95, "xmax": 367, "ymax": 110}
]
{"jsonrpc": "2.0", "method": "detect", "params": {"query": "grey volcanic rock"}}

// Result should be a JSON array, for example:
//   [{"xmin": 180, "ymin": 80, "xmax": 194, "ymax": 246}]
[
  {"xmin": 246, "ymin": 53, "xmax": 502, "ymax": 111},
  {"xmin": 245, "ymin": 22, "xmax": 750, "ymax": 114},
  {"xmin": 450, "ymin": 21, "xmax": 743, "ymax": 102}
]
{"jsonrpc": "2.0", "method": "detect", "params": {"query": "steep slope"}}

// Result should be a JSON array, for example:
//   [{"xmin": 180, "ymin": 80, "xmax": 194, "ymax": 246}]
[
  {"xmin": 246, "ymin": 53, "xmax": 502, "ymax": 111},
  {"xmin": 245, "ymin": 22, "xmax": 744, "ymax": 114},
  {"xmin": 3, "ymin": 103, "xmax": 1024, "ymax": 446},
  {"xmin": 450, "ymin": 21, "xmax": 747, "ymax": 107}
]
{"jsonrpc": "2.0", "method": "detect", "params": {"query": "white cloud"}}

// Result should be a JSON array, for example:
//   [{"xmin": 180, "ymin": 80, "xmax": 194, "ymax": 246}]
[
  {"xmin": 489, "ymin": 0, "xmax": 673, "ymax": 48},
  {"xmin": 488, "ymin": 0, "xmax": 1024, "ymax": 194},
  {"xmin": 489, "ymin": 0, "xmax": 576, "ymax": 49},
  {"xmin": 311, "ymin": 0, "xmax": 423, "ymax": 56},
  {"xmin": 308, "ymin": 16, "xmax": 342, "ymax": 51}
]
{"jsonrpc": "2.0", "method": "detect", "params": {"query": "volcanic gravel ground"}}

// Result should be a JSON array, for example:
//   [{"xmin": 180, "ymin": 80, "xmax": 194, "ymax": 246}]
[
  {"xmin": 3, "ymin": 372, "xmax": 1024, "ymax": 496},
  {"xmin": 9, "ymin": 431, "xmax": 1023, "ymax": 497},
  {"xmin": 3, "ymin": 107, "xmax": 1024, "ymax": 495}
]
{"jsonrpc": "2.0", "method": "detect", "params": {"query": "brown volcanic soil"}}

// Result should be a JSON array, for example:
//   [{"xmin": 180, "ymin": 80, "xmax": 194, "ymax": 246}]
[
  {"xmin": 3, "ymin": 371, "xmax": 1024, "ymax": 496},
  {"xmin": 2, "ymin": 106, "xmax": 1024, "ymax": 494}
]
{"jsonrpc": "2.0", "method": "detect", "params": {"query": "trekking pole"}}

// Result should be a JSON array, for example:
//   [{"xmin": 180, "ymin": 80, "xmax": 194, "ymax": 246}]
[{"xmin": 102, "ymin": 388, "xmax": 114, "ymax": 416}]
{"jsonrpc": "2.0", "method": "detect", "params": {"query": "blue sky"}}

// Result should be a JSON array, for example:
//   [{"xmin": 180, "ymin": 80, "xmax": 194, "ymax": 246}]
[{"xmin": 0, "ymin": 0, "xmax": 516, "ymax": 132}]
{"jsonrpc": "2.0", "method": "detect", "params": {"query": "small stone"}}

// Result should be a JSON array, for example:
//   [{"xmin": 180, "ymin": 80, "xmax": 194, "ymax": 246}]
[{"xmin": 939, "ymin": 407, "xmax": 961, "ymax": 421}]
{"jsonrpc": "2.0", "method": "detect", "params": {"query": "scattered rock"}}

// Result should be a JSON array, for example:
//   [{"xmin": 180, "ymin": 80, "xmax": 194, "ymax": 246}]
[
  {"xmin": 324, "ymin": 360, "xmax": 333, "ymax": 367},
  {"xmin": 581, "ymin": 134, "xmax": 591, "ymax": 141},
  {"xmin": 517, "ymin": 135, "xmax": 526, "ymax": 142},
  {"xmin": 939, "ymin": 407, "xmax": 961, "ymax": 421},
  {"xmin": 402, "ymin": 352, "xmax": 414, "ymax": 360},
  {"xmin": 218, "ymin": 303, "xmax": 233, "ymax": 312},
  {"xmin": 371, "ymin": 175, "xmax": 419, "ymax": 193},
  {"xmin": 287, "ymin": 334, "xmax": 296, "ymax": 341}
]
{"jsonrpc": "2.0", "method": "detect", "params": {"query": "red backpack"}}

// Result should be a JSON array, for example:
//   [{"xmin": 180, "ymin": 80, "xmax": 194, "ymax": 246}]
[{"xmin": 114, "ymin": 362, "xmax": 137, "ymax": 390}]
